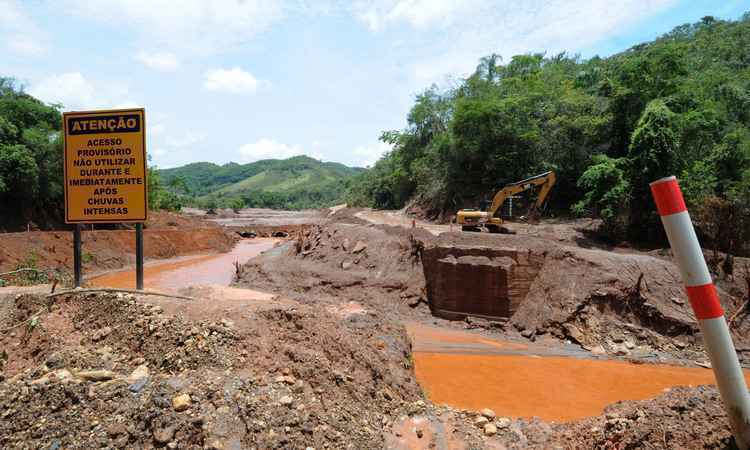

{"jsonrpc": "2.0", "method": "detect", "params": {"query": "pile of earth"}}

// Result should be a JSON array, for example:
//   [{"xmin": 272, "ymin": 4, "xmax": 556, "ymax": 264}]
[
  {"xmin": 398, "ymin": 385, "xmax": 736, "ymax": 449},
  {"xmin": 236, "ymin": 221, "xmax": 435, "ymax": 321},
  {"xmin": 0, "ymin": 223, "xmax": 235, "ymax": 277},
  {"xmin": 244, "ymin": 210, "xmax": 750, "ymax": 364},
  {"xmin": 0, "ymin": 290, "xmax": 421, "ymax": 449},
  {"xmin": 424, "ymin": 230, "xmax": 750, "ymax": 364}
]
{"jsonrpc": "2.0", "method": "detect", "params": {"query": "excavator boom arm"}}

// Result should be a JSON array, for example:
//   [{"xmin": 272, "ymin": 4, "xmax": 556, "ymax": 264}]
[{"xmin": 487, "ymin": 171, "xmax": 556, "ymax": 218}]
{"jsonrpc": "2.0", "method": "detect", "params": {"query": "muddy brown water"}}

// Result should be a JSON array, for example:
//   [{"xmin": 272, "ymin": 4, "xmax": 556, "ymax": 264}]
[
  {"xmin": 408, "ymin": 323, "xmax": 750, "ymax": 422},
  {"xmin": 89, "ymin": 238, "xmax": 279, "ymax": 290}
]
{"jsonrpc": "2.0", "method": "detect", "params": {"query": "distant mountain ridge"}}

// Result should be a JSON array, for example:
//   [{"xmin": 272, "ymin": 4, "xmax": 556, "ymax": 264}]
[{"xmin": 158, "ymin": 155, "xmax": 364, "ymax": 210}]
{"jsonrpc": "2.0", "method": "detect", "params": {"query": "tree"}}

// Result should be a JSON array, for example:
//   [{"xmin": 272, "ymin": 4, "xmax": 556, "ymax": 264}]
[
  {"xmin": 627, "ymin": 99, "xmax": 678, "ymax": 240},
  {"xmin": 572, "ymin": 155, "xmax": 630, "ymax": 238}
]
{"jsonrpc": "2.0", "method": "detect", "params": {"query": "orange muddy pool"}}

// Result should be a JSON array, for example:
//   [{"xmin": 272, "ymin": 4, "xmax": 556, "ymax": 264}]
[
  {"xmin": 90, "ymin": 238, "xmax": 278, "ymax": 291},
  {"xmin": 413, "ymin": 352, "xmax": 750, "ymax": 422}
]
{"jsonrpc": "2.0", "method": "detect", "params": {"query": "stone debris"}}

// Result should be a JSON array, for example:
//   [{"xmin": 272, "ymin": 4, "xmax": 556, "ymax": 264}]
[
  {"xmin": 172, "ymin": 393, "xmax": 191, "ymax": 412},
  {"xmin": 76, "ymin": 370, "xmax": 115, "ymax": 382}
]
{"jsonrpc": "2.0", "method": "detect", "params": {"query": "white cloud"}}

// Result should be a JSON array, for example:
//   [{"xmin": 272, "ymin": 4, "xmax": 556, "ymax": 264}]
[
  {"xmin": 203, "ymin": 68, "xmax": 260, "ymax": 94},
  {"xmin": 29, "ymin": 72, "xmax": 132, "ymax": 110},
  {"xmin": 0, "ymin": 0, "xmax": 47, "ymax": 56},
  {"xmin": 149, "ymin": 123, "xmax": 166, "ymax": 137},
  {"xmin": 135, "ymin": 51, "xmax": 179, "ymax": 71},
  {"xmin": 29, "ymin": 72, "xmax": 94, "ymax": 108},
  {"xmin": 238, "ymin": 138, "xmax": 321, "ymax": 163},
  {"xmin": 166, "ymin": 131, "xmax": 207, "ymax": 147},
  {"xmin": 352, "ymin": 141, "xmax": 392, "ymax": 167},
  {"xmin": 64, "ymin": 0, "xmax": 285, "ymax": 53},
  {"xmin": 353, "ymin": 0, "xmax": 677, "ymax": 87},
  {"xmin": 7, "ymin": 37, "xmax": 45, "ymax": 56},
  {"xmin": 353, "ymin": 0, "xmax": 483, "ymax": 30}
]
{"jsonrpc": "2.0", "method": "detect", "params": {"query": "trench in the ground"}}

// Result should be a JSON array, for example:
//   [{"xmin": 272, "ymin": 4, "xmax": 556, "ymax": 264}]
[{"xmin": 89, "ymin": 238, "xmax": 279, "ymax": 291}]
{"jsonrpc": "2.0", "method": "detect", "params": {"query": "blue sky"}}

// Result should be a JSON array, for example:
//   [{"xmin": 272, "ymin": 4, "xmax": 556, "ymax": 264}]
[{"xmin": 2, "ymin": 0, "xmax": 749, "ymax": 169}]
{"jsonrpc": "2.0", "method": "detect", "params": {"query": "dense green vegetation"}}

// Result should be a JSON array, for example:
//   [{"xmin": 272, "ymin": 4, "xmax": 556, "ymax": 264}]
[
  {"xmin": 347, "ymin": 15, "xmax": 750, "ymax": 253},
  {"xmin": 159, "ymin": 155, "xmax": 363, "ymax": 210},
  {"xmin": 0, "ymin": 78, "xmax": 63, "ymax": 229},
  {"xmin": 0, "ymin": 79, "xmax": 186, "ymax": 230}
]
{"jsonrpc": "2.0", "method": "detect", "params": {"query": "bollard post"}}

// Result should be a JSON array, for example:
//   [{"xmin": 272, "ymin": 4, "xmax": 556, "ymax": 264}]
[{"xmin": 651, "ymin": 176, "xmax": 750, "ymax": 449}]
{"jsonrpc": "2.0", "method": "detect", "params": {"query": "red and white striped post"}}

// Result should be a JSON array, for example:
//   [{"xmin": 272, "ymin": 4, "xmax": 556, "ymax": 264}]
[{"xmin": 651, "ymin": 176, "xmax": 750, "ymax": 449}]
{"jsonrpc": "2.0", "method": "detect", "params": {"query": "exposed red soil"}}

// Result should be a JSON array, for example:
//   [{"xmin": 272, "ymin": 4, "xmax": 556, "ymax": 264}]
[{"xmin": 0, "ymin": 225, "xmax": 236, "ymax": 276}]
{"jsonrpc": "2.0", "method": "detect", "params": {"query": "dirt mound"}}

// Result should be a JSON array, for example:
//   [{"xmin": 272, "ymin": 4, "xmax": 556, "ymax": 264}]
[
  {"xmin": 237, "ymin": 222, "xmax": 434, "ymax": 318},
  {"xmin": 395, "ymin": 385, "xmax": 737, "ymax": 449},
  {"xmin": 512, "ymin": 386, "xmax": 734, "ymax": 449},
  {"xmin": 0, "ymin": 291, "xmax": 421, "ymax": 448},
  {"xmin": 420, "ymin": 231, "xmax": 748, "ymax": 362},
  {"xmin": 0, "ymin": 228, "xmax": 236, "ymax": 275}
]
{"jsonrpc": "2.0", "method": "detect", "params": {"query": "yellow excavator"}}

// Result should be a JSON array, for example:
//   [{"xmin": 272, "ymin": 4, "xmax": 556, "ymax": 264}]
[{"xmin": 456, "ymin": 171, "xmax": 556, "ymax": 232}]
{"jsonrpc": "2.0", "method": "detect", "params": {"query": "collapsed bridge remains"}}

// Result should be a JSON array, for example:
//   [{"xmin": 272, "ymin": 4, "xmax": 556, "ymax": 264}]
[{"xmin": 422, "ymin": 245, "xmax": 543, "ymax": 320}]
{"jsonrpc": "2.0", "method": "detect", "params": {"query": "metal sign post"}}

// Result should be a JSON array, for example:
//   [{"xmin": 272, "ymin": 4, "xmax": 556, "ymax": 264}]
[
  {"xmin": 73, "ymin": 225, "xmax": 82, "ymax": 288},
  {"xmin": 136, "ymin": 223, "xmax": 144, "ymax": 290}
]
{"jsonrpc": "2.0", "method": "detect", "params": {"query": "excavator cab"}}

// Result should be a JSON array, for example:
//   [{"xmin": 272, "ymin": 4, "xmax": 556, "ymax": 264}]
[{"xmin": 456, "ymin": 171, "xmax": 556, "ymax": 233}]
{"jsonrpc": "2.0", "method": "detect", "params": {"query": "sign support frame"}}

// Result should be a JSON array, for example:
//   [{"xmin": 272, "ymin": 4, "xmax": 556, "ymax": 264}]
[
  {"xmin": 136, "ymin": 223, "xmax": 144, "ymax": 290},
  {"xmin": 63, "ymin": 108, "xmax": 148, "ymax": 291},
  {"xmin": 73, "ymin": 225, "xmax": 82, "ymax": 288}
]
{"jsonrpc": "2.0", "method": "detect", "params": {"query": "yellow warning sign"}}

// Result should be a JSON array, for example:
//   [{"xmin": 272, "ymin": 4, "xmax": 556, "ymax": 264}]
[{"xmin": 63, "ymin": 108, "xmax": 148, "ymax": 223}]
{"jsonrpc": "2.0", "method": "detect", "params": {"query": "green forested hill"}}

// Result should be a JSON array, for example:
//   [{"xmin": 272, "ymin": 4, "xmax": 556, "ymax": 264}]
[
  {"xmin": 159, "ymin": 156, "xmax": 364, "ymax": 210},
  {"xmin": 347, "ymin": 14, "xmax": 750, "ymax": 253}
]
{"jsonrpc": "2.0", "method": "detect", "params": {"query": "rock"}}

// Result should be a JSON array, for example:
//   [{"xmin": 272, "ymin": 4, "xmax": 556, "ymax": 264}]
[
  {"xmin": 407, "ymin": 296, "xmax": 422, "ymax": 307},
  {"xmin": 590, "ymin": 345, "xmax": 607, "ymax": 356},
  {"xmin": 92, "ymin": 326, "xmax": 112, "ymax": 342},
  {"xmin": 341, "ymin": 261, "xmax": 352, "ymax": 270},
  {"xmin": 474, "ymin": 416, "xmax": 489, "ymax": 426},
  {"xmin": 675, "ymin": 340, "xmax": 687, "ymax": 349},
  {"xmin": 76, "ymin": 370, "xmax": 115, "ymax": 382},
  {"xmin": 126, "ymin": 364, "xmax": 149, "ymax": 384},
  {"xmin": 153, "ymin": 426, "xmax": 175, "ymax": 444},
  {"xmin": 624, "ymin": 340, "xmax": 635, "ymax": 350},
  {"xmin": 352, "ymin": 241, "xmax": 367, "ymax": 254},
  {"xmin": 292, "ymin": 381, "xmax": 305, "ymax": 394},
  {"xmin": 279, "ymin": 395, "xmax": 293, "ymax": 406},
  {"xmin": 484, "ymin": 423, "xmax": 498, "ymax": 436},
  {"xmin": 481, "ymin": 408, "xmax": 496, "ymax": 419},
  {"xmin": 31, "ymin": 369, "xmax": 73, "ymax": 385},
  {"xmin": 207, "ymin": 439, "xmax": 225, "ymax": 450},
  {"xmin": 496, "ymin": 417, "xmax": 511, "ymax": 429},
  {"xmin": 127, "ymin": 365, "xmax": 150, "ymax": 393},
  {"xmin": 342, "ymin": 238, "xmax": 350, "ymax": 251},
  {"xmin": 520, "ymin": 329, "xmax": 534, "ymax": 339},
  {"xmin": 107, "ymin": 423, "xmax": 128, "ymax": 437},
  {"xmin": 282, "ymin": 375, "xmax": 296, "ymax": 384},
  {"xmin": 172, "ymin": 393, "xmax": 191, "ymax": 411},
  {"xmin": 416, "ymin": 429, "xmax": 423, "ymax": 438},
  {"xmin": 613, "ymin": 345, "xmax": 630, "ymax": 356},
  {"xmin": 562, "ymin": 323, "xmax": 584, "ymax": 344},
  {"xmin": 671, "ymin": 297, "xmax": 685, "ymax": 305}
]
